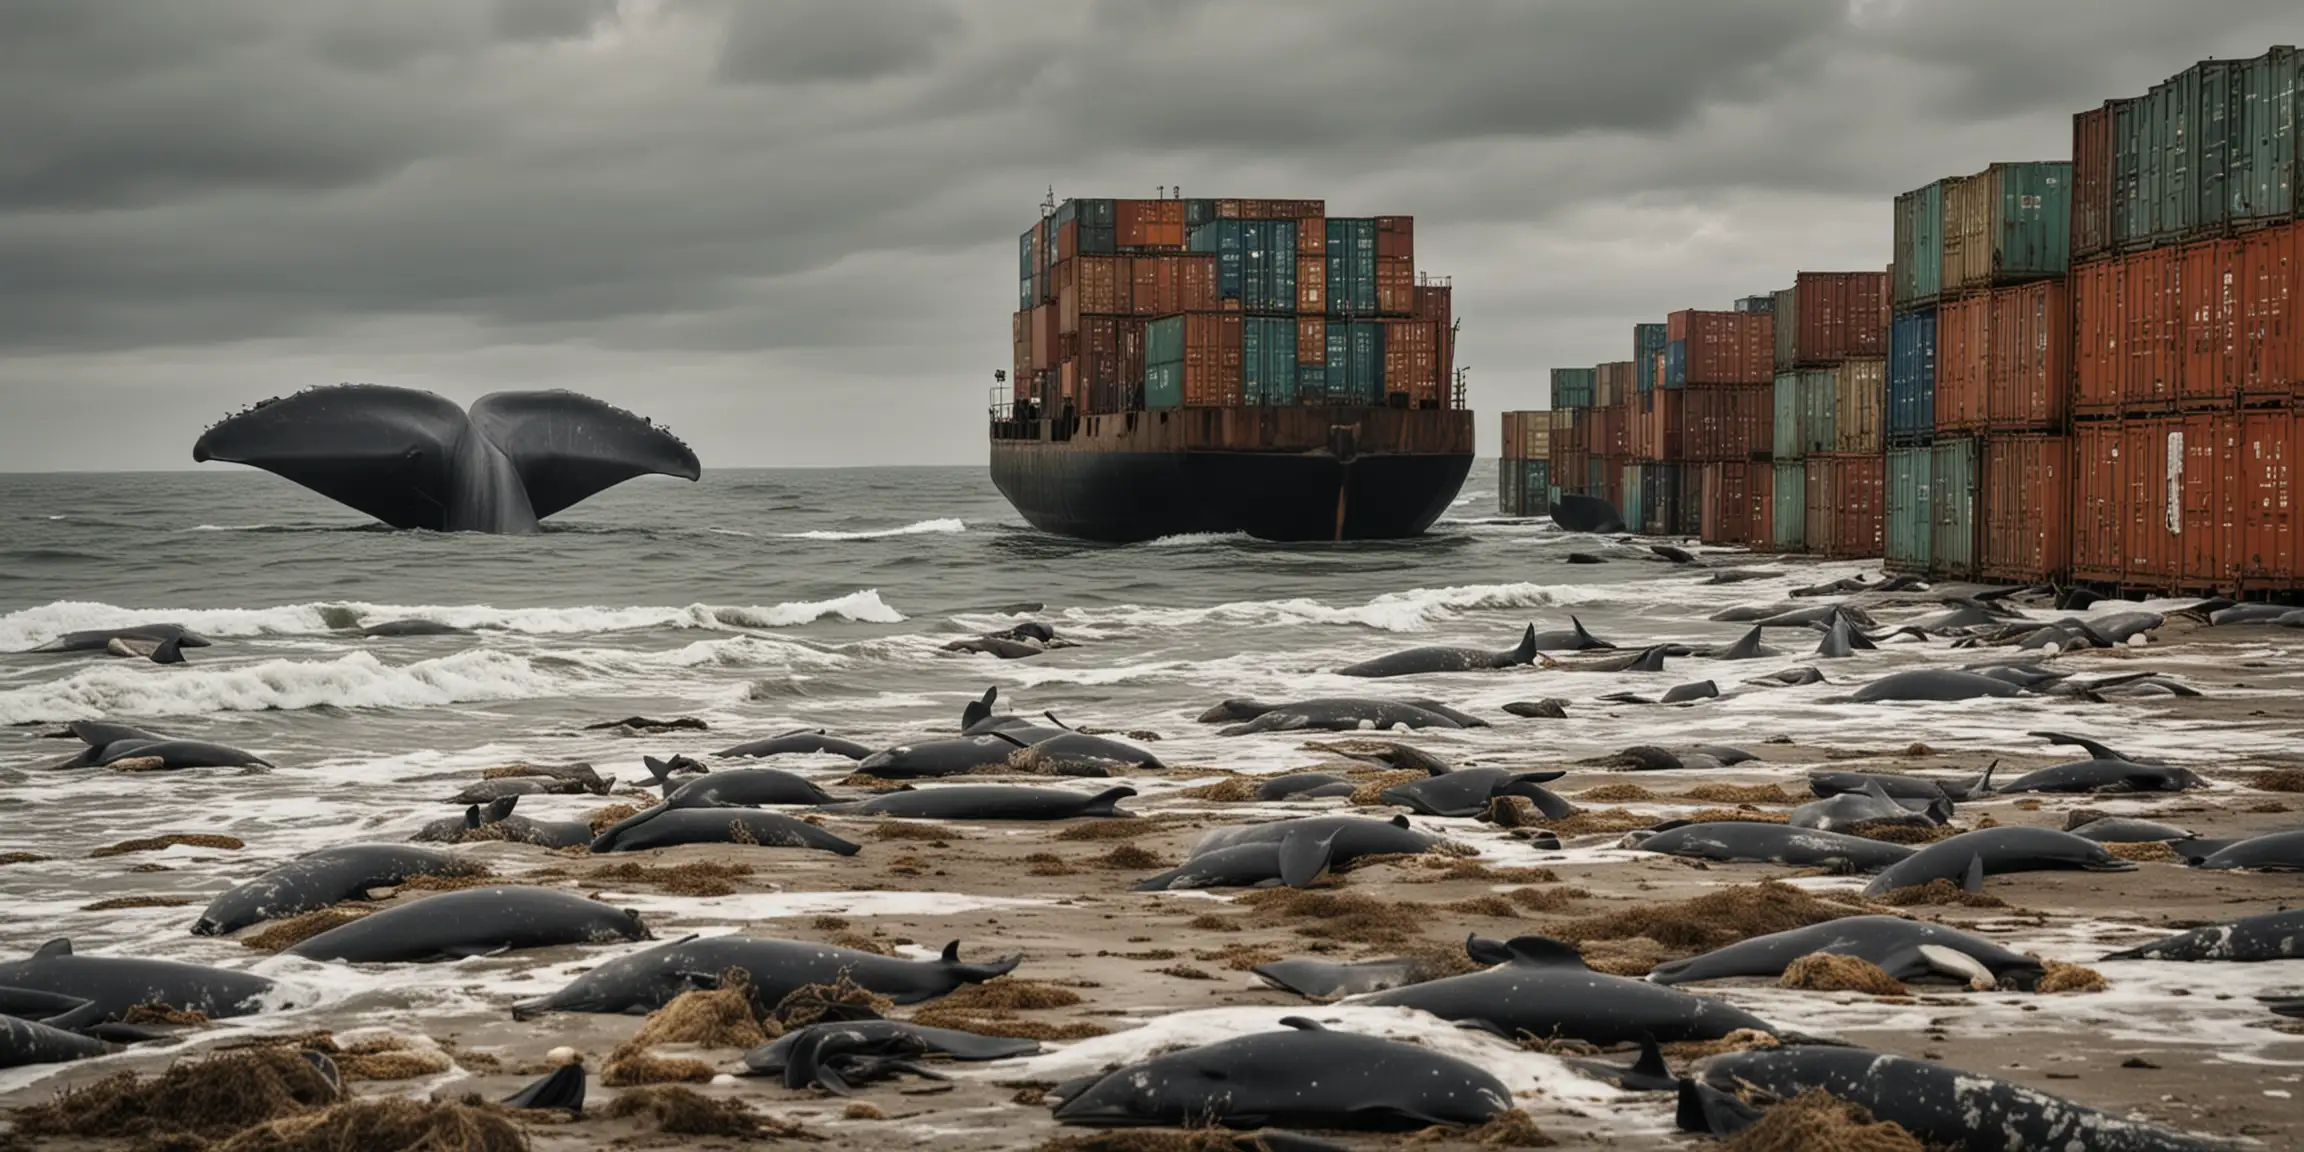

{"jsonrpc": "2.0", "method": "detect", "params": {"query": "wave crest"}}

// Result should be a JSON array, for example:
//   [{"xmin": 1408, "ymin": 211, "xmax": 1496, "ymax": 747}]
[{"xmin": 780, "ymin": 519, "xmax": 965, "ymax": 541}]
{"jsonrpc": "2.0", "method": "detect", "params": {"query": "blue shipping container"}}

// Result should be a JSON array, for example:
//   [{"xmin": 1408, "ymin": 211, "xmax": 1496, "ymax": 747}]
[
  {"xmin": 1297, "ymin": 364, "xmax": 1328, "ymax": 403},
  {"xmin": 1325, "ymin": 218, "xmax": 1377, "ymax": 316},
  {"xmin": 1887, "ymin": 310, "xmax": 1936, "ymax": 446},
  {"xmin": 1325, "ymin": 321, "xmax": 1385, "ymax": 405},
  {"xmin": 1635, "ymin": 323, "xmax": 1669, "ymax": 392},
  {"xmin": 1242, "ymin": 317, "xmax": 1299, "ymax": 405},
  {"xmin": 1242, "ymin": 221, "xmax": 1298, "ymax": 314},
  {"xmin": 1665, "ymin": 341, "xmax": 1688, "ymax": 389}
]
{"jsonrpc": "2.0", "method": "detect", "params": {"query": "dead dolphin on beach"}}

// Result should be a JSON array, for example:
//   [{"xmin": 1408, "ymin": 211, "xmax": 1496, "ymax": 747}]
[
  {"xmin": 1648, "ymin": 915, "xmax": 2043, "ymax": 989},
  {"xmin": 1336, "ymin": 624, "xmax": 1539, "ymax": 677},
  {"xmin": 1862, "ymin": 827, "xmax": 2134, "ymax": 897}
]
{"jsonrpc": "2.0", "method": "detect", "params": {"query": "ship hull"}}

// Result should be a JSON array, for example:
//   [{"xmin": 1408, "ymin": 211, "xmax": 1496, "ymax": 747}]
[{"xmin": 989, "ymin": 407, "xmax": 1473, "ymax": 543}]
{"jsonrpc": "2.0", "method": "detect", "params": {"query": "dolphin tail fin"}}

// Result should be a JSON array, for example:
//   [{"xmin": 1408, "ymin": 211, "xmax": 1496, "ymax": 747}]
[
  {"xmin": 192, "ymin": 385, "xmax": 472, "ymax": 530},
  {"xmin": 1080, "ymin": 787, "xmax": 1136, "ymax": 817},
  {"xmin": 32, "ymin": 938, "xmax": 72, "ymax": 959},
  {"xmin": 461, "ymin": 805, "xmax": 483, "ymax": 830},
  {"xmin": 485, "ymin": 796, "xmax": 519, "ymax": 823},
  {"xmin": 1509, "ymin": 624, "xmax": 1537, "ymax": 665},
  {"xmin": 1042, "ymin": 711, "xmax": 1076, "ymax": 731},
  {"xmin": 962, "ymin": 687, "xmax": 997, "ymax": 730},
  {"xmin": 501, "ymin": 1062, "xmax": 586, "ymax": 1113},
  {"xmin": 940, "ymin": 941, "xmax": 1023, "ymax": 984},
  {"xmin": 464, "ymin": 390, "xmax": 700, "ymax": 520},
  {"xmin": 643, "ymin": 756, "xmax": 675, "ymax": 787},
  {"xmin": 1924, "ymin": 795, "xmax": 1954, "ymax": 825},
  {"xmin": 150, "ymin": 636, "xmax": 187, "ymax": 665},
  {"xmin": 1278, "ymin": 830, "xmax": 1338, "ymax": 889},
  {"xmin": 1630, "ymin": 1034, "xmax": 1669, "ymax": 1082},
  {"xmin": 1972, "ymin": 759, "xmax": 1999, "ymax": 797},
  {"xmin": 1675, "ymin": 1078, "xmax": 1763, "ymax": 1137},
  {"xmin": 1960, "ymin": 854, "xmax": 1986, "ymax": 894}
]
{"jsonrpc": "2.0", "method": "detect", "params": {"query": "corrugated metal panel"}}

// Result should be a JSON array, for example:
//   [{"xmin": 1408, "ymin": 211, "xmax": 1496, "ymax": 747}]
[
  {"xmin": 1799, "ymin": 369, "xmax": 1837, "ymax": 457},
  {"xmin": 1934, "ymin": 295, "xmax": 1989, "ymax": 432},
  {"xmin": 1326, "ymin": 321, "xmax": 1385, "ymax": 405},
  {"xmin": 1622, "ymin": 464, "xmax": 1646, "ymax": 536},
  {"xmin": 2118, "ymin": 417, "xmax": 2178, "ymax": 585},
  {"xmin": 2177, "ymin": 238, "xmax": 2243, "ymax": 408},
  {"xmin": 2073, "ymin": 104, "xmax": 2114, "ymax": 262},
  {"xmin": 1382, "ymin": 319, "xmax": 1441, "ymax": 406},
  {"xmin": 1324, "ymin": 219, "xmax": 1377, "ymax": 316},
  {"xmin": 1888, "ymin": 309, "xmax": 1936, "ymax": 445},
  {"xmin": 1772, "ymin": 372, "xmax": 1801, "ymax": 461},
  {"xmin": 1782, "ymin": 272, "xmax": 1892, "ymax": 367},
  {"xmin": 1772, "ymin": 462, "xmax": 1807, "ymax": 552},
  {"xmin": 1635, "ymin": 323, "xmax": 1670, "ymax": 384},
  {"xmin": 1893, "ymin": 181, "xmax": 1945, "ymax": 309},
  {"xmin": 2103, "ymin": 50, "xmax": 2304, "ymax": 251},
  {"xmin": 1771, "ymin": 287, "xmax": 1796, "ymax": 371},
  {"xmin": 1834, "ymin": 359, "xmax": 1886, "ymax": 454},
  {"xmin": 2237, "ymin": 408, "xmax": 2296, "ymax": 587},
  {"xmin": 1550, "ymin": 368, "xmax": 1596, "ymax": 409},
  {"xmin": 1886, "ymin": 446, "xmax": 1933, "ymax": 572},
  {"xmin": 1930, "ymin": 436, "xmax": 1981, "ymax": 577},
  {"xmin": 2234, "ymin": 48, "xmax": 2304, "ymax": 225},
  {"xmin": 1985, "ymin": 280, "xmax": 2072, "ymax": 431},
  {"xmin": 1684, "ymin": 383, "xmax": 1773, "ymax": 461},
  {"xmin": 1981, "ymin": 434, "xmax": 2072, "ymax": 582},
  {"xmin": 1242, "ymin": 317, "xmax": 1298, "ymax": 406},
  {"xmin": 2072, "ymin": 257, "xmax": 2121, "ymax": 417},
  {"xmin": 2121, "ymin": 246, "xmax": 2182, "ymax": 409},
  {"xmin": 1942, "ymin": 163, "xmax": 2072, "ymax": 295},
  {"xmin": 2241, "ymin": 221, "xmax": 2302, "ymax": 403},
  {"xmin": 1805, "ymin": 454, "xmax": 1884, "ymax": 558},
  {"xmin": 1146, "ymin": 361, "xmax": 1182, "ymax": 409},
  {"xmin": 2071, "ymin": 421, "xmax": 2124, "ymax": 581},
  {"xmin": 1667, "ymin": 310, "xmax": 1775, "ymax": 384}
]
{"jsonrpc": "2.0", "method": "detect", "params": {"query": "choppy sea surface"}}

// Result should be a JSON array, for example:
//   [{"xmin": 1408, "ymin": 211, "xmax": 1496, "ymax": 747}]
[{"xmin": 1, "ymin": 461, "xmax": 2290, "ymax": 1110}]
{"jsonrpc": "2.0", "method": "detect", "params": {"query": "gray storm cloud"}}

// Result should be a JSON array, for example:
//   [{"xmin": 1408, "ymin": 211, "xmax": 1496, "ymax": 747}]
[{"xmin": 0, "ymin": 0, "xmax": 2294, "ymax": 469}]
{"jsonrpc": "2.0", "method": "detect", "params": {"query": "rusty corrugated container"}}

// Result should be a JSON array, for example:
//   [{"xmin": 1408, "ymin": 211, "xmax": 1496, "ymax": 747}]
[
  {"xmin": 1930, "ymin": 436, "xmax": 1981, "ymax": 578},
  {"xmin": 1117, "ymin": 199, "xmax": 1188, "ymax": 250},
  {"xmin": 1382, "ymin": 319, "xmax": 1441, "ymax": 407},
  {"xmin": 1119, "ymin": 318, "xmax": 1146, "ymax": 404},
  {"xmin": 2121, "ymin": 246, "xmax": 2182, "ymax": 409},
  {"xmin": 1834, "ymin": 358, "xmax": 1887, "ymax": 454},
  {"xmin": 2071, "ymin": 257, "xmax": 2121, "ymax": 418},
  {"xmin": 2105, "ymin": 50, "xmax": 2304, "ymax": 251},
  {"xmin": 1772, "ymin": 371, "xmax": 1826, "ymax": 461},
  {"xmin": 1595, "ymin": 361, "xmax": 1638, "ymax": 408},
  {"xmin": 1893, "ymin": 182, "xmax": 1945, "ymax": 309},
  {"xmin": 1771, "ymin": 462, "xmax": 1806, "ymax": 552},
  {"xmin": 2178, "ymin": 238, "xmax": 2243, "ymax": 409},
  {"xmin": 2071, "ymin": 421, "xmax": 2125, "ymax": 582},
  {"xmin": 2241, "ymin": 221, "xmax": 2302, "ymax": 404},
  {"xmin": 1031, "ymin": 303, "xmax": 1059, "ymax": 372},
  {"xmin": 2237, "ymin": 407, "xmax": 2296, "ymax": 587},
  {"xmin": 1941, "ymin": 163, "xmax": 2072, "ymax": 296},
  {"xmin": 2103, "ymin": 412, "xmax": 2239, "ymax": 590},
  {"xmin": 2179, "ymin": 412, "xmax": 2236, "ymax": 588},
  {"xmin": 1551, "ymin": 367, "xmax": 1595, "ymax": 411},
  {"xmin": 1780, "ymin": 272, "xmax": 1892, "ymax": 367},
  {"xmin": 1079, "ymin": 317, "xmax": 1121, "ymax": 413},
  {"xmin": 1981, "ymin": 434, "xmax": 2072, "ymax": 582},
  {"xmin": 1885, "ymin": 446, "xmax": 1932, "ymax": 573},
  {"xmin": 1985, "ymin": 280, "xmax": 2071, "ymax": 431},
  {"xmin": 2072, "ymin": 104, "xmax": 2115, "ymax": 262},
  {"xmin": 1130, "ymin": 253, "xmax": 1220, "ymax": 316},
  {"xmin": 1682, "ymin": 383, "xmax": 1773, "ymax": 461},
  {"xmin": 1804, "ymin": 454, "xmax": 1884, "ymax": 559},
  {"xmin": 1667, "ymin": 310, "xmax": 1774, "ymax": 385},
  {"xmin": 1012, "ymin": 310, "xmax": 1031, "ymax": 397},
  {"xmin": 1144, "ymin": 313, "xmax": 1244, "ymax": 408},
  {"xmin": 1060, "ymin": 254, "xmax": 1127, "ymax": 334},
  {"xmin": 1933, "ymin": 295, "xmax": 1989, "ymax": 432},
  {"xmin": 1605, "ymin": 398, "xmax": 1633, "ymax": 458},
  {"xmin": 2117, "ymin": 417, "xmax": 2178, "ymax": 586},
  {"xmin": 1698, "ymin": 460, "xmax": 1773, "ymax": 548},
  {"xmin": 1325, "ymin": 219, "xmax": 1377, "ymax": 316},
  {"xmin": 1635, "ymin": 389, "xmax": 1684, "ymax": 462},
  {"xmin": 1635, "ymin": 323, "xmax": 1670, "ymax": 388}
]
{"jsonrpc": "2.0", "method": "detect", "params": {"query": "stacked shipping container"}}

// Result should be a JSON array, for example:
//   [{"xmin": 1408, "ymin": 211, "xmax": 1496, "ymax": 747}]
[
  {"xmin": 1013, "ymin": 197, "xmax": 1457, "ymax": 417},
  {"xmin": 1766, "ymin": 272, "xmax": 1890, "ymax": 557},
  {"xmin": 1498, "ymin": 412, "xmax": 1552, "ymax": 517}
]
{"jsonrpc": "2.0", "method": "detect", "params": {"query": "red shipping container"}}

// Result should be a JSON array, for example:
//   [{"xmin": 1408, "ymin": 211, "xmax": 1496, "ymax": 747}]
[
  {"xmin": 1061, "ymin": 255, "xmax": 1126, "ymax": 334},
  {"xmin": 1130, "ymin": 254, "xmax": 1220, "ymax": 316},
  {"xmin": 1181, "ymin": 314, "xmax": 1242, "ymax": 407},
  {"xmin": 2177, "ymin": 238, "xmax": 2242, "ymax": 409},
  {"xmin": 1383, "ymin": 320, "xmax": 1441, "ymax": 405},
  {"xmin": 1298, "ymin": 217, "xmax": 1326, "ymax": 255},
  {"xmin": 2071, "ymin": 258, "xmax": 2121, "ymax": 417},
  {"xmin": 1699, "ymin": 462, "xmax": 1765, "ymax": 545},
  {"xmin": 1056, "ymin": 219, "xmax": 1078, "ymax": 262},
  {"xmin": 2236, "ymin": 408, "xmax": 2296, "ymax": 586},
  {"xmin": 1575, "ymin": 409, "xmax": 1603, "ymax": 456},
  {"xmin": 2240, "ymin": 221, "xmax": 2301, "ymax": 403},
  {"xmin": 2118, "ymin": 417, "xmax": 2177, "ymax": 585},
  {"xmin": 2070, "ymin": 421, "xmax": 2124, "ymax": 582},
  {"xmin": 1668, "ymin": 310, "xmax": 1774, "ymax": 384},
  {"xmin": 1636, "ymin": 390, "xmax": 1684, "ymax": 462},
  {"xmin": 1412, "ymin": 284, "xmax": 1452, "ymax": 324},
  {"xmin": 1681, "ymin": 383, "xmax": 1773, "ymax": 461},
  {"xmin": 1376, "ymin": 256, "xmax": 1414, "ymax": 316},
  {"xmin": 2177, "ymin": 412, "xmax": 2234, "ymax": 587},
  {"xmin": 1803, "ymin": 454, "xmax": 1884, "ymax": 558},
  {"xmin": 1118, "ymin": 319, "xmax": 1146, "ymax": 404},
  {"xmin": 1934, "ymin": 295, "xmax": 1990, "ymax": 431},
  {"xmin": 1375, "ymin": 216, "xmax": 1414, "ymax": 263},
  {"xmin": 1116, "ymin": 199, "xmax": 1186, "ymax": 249},
  {"xmin": 1011, "ymin": 311, "xmax": 1030, "ymax": 396},
  {"xmin": 1980, "ymin": 434, "xmax": 2071, "ymax": 582},
  {"xmin": 1786, "ymin": 271, "xmax": 1891, "ymax": 365},
  {"xmin": 1298, "ymin": 255, "xmax": 1326, "ymax": 313},
  {"xmin": 1030, "ymin": 303, "xmax": 1058, "ymax": 372},
  {"xmin": 1605, "ymin": 401, "xmax": 1631, "ymax": 458},
  {"xmin": 1079, "ymin": 317, "xmax": 1120, "ymax": 414},
  {"xmin": 1985, "ymin": 280, "xmax": 2071, "ymax": 431},
  {"xmin": 2071, "ymin": 104, "xmax": 2113, "ymax": 262},
  {"xmin": 2121, "ymin": 247, "xmax": 2181, "ymax": 410},
  {"xmin": 1297, "ymin": 317, "xmax": 1324, "ymax": 366}
]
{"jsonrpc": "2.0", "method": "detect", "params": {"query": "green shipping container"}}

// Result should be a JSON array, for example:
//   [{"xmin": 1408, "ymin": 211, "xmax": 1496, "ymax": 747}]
[
  {"xmin": 1885, "ymin": 446, "xmax": 1932, "ymax": 573},
  {"xmin": 1622, "ymin": 464, "xmax": 1645, "ymax": 536},
  {"xmin": 2233, "ymin": 48, "xmax": 2304, "ymax": 223},
  {"xmin": 1324, "ymin": 321, "xmax": 1385, "ymax": 405},
  {"xmin": 1929, "ymin": 437, "xmax": 1980, "ymax": 578},
  {"xmin": 1242, "ymin": 317, "xmax": 1299, "ymax": 405},
  {"xmin": 1943, "ymin": 162, "xmax": 2072, "ymax": 292},
  {"xmin": 1297, "ymin": 365, "xmax": 1328, "ymax": 403},
  {"xmin": 1634, "ymin": 323, "xmax": 1668, "ymax": 380},
  {"xmin": 1771, "ymin": 286, "xmax": 1796, "ymax": 371},
  {"xmin": 1892, "ymin": 181, "xmax": 1944, "ymax": 308},
  {"xmin": 1325, "ymin": 219, "xmax": 1377, "ymax": 316},
  {"xmin": 1145, "ymin": 362, "xmax": 1183, "ymax": 410},
  {"xmin": 1772, "ymin": 462, "xmax": 1807, "ymax": 552},
  {"xmin": 1552, "ymin": 367, "xmax": 1596, "ymax": 409},
  {"xmin": 1800, "ymin": 370, "xmax": 1836, "ymax": 457},
  {"xmin": 1146, "ymin": 316, "xmax": 1184, "ymax": 367},
  {"xmin": 1500, "ymin": 459, "xmax": 1524, "ymax": 516}
]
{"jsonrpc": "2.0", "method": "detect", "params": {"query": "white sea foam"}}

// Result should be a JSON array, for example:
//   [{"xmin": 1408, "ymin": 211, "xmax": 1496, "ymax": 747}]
[
  {"xmin": 0, "ymin": 591, "xmax": 904, "ymax": 648},
  {"xmin": 0, "ymin": 649, "xmax": 571, "ymax": 723},
  {"xmin": 1057, "ymin": 582, "xmax": 1653, "ymax": 634},
  {"xmin": 780, "ymin": 518, "xmax": 966, "ymax": 540}
]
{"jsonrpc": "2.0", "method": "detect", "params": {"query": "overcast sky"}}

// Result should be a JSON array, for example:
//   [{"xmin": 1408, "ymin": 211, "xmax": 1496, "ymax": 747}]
[{"xmin": 1, "ymin": 0, "xmax": 2294, "ymax": 470}]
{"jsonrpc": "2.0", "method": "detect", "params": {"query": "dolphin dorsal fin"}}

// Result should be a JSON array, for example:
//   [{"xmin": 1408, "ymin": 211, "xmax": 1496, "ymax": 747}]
[
  {"xmin": 1389, "ymin": 815, "xmax": 1410, "ymax": 829},
  {"xmin": 462, "ymin": 805, "xmax": 483, "ymax": 829},
  {"xmin": 939, "ymin": 941, "xmax": 961, "ymax": 964},
  {"xmin": 1278, "ymin": 830, "xmax": 1337, "ymax": 889},
  {"xmin": 1631, "ymin": 1034, "xmax": 1668, "ymax": 1079},
  {"xmin": 1501, "ymin": 936, "xmax": 1588, "ymax": 968},
  {"xmin": 1509, "ymin": 624, "xmax": 1537, "ymax": 664},
  {"xmin": 33, "ymin": 939, "xmax": 71, "ymax": 959},
  {"xmin": 488, "ymin": 795, "xmax": 519, "ymax": 821},
  {"xmin": 1278, "ymin": 1016, "xmax": 1327, "ymax": 1031},
  {"xmin": 1464, "ymin": 933, "xmax": 1513, "ymax": 966},
  {"xmin": 1961, "ymin": 854, "xmax": 1986, "ymax": 894}
]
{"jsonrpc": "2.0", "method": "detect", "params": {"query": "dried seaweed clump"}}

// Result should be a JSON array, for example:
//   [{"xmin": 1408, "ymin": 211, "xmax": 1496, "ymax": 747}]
[
  {"xmin": 1055, "ymin": 819, "xmax": 1162, "ymax": 842},
  {"xmin": 215, "ymin": 1098, "xmax": 527, "ymax": 1151},
  {"xmin": 1177, "ymin": 777, "xmax": 1262, "ymax": 802},
  {"xmin": 2035, "ymin": 959, "xmax": 2109, "ymax": 994},
  {"xmin": 1578, "ymin": 783, "xmax": 1661, "ymax": 803},
  {"xmin": 615, "ymin": 975, "xmax": 771, "ymax": 1056},
  {"xmin": 9, "ymin": 1049, "xmax": 337, "ymax": 1143},
  {"xmin": 1235, "ymin": 887, "xmax": 1426, "ymax": 949},
  {"xmin": 2104, "ymin": 840, "xmax": 2178, "ymax": 863},
  {"xmin": 1719, "ymin": 1088, "xmax": 1925, "ymax": 1152},
  {"xmin": 1097, "ymin": 844, "xmax": 1169, "ymax": 869},
  {"xmin": 1347, "ymin": 769, "xmax": 1430, "ymax": 806},
  {"xmin": 772, "ymin": 974, "xmax": 894, "ymax": 1030},
  {"xmin": 1537, "ymin": 807, "xmax": 1660, "ymax": 837},
  {"xmin": 2251, "ymin": 769, "xmax": 2304, "ymax": 793},
  {"xmin": 1545, "ymin": 883, "xmax": 1863, "ymax": 955},
  {"xmin": 1681, "ymin": 783, "xmax": 1801, "ymax": 805},
  {"xmin": 908, "ymin": 977, "xmax": 1105, "ymax": 1042},
  {"xmin": 1874, "ymin": 879, "xmax": 2007, "ymax": 909},
  {"xmin": 1408, "ymin": 1108, "xmax": 1556, "ymax": 1147},
  {"xmin": 1778, "ymin": 953, "xmax": 1907, "ymax": 996},
  {"xmin": 584, "ymin": 860, "xmax": 753, "ymax": 897},
  {"xmin": 600, "ymin": 1085, "xmax": 807, "ymax": 1138},
  {"xmin": 600, "ymin": 1053, "xmax": 717, "ymax": 1086},
  {"xmin": 873, "ymin": 820, "xmax": 959, "ymax": 841},
  {"xmin": 585, "ymin": 803, "xmax": 648, "ymax": 832},
  {"xmin": 90, "ymin": 834, "xmax": 245, "ymax": 858},
  {"xmin": 242, "ymin": 908, "xmax": 374, "ymax": 952},
  {"xmin": 1576, "ymin": 936, "xmax": 1675, "ymax": 977}
]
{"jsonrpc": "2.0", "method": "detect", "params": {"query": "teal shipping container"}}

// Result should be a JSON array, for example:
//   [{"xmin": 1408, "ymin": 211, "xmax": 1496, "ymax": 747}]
[
  {"xmin": 1185, "ymin": 199, "xmax": 1218, "ymax": 228},
  {"xmin": 1297, "ymin": 364, "xmax": 1328, "ymax": 403},
  {"xmin": 1552, "ymin": 367, "xmax": 1596, "ymax": 409},
  {"xmin": 1054, "ymin": 198, "xmax": 1115, "ymax": 228},
  {"xmin": 1885, "ymin": 446, "xmax": 1932, "ymax": 573},
  {"xmin": 1325, "ymin": 321, "xmax": 1385, "ymax": 405},
  {"xmin": 1586, "ymin": 458, "xmax": 1606, "ymax": 495},
  {"xmin": 1147, "ymin": 315, "xmax": 1184, "ymax": 366},
  {"xmin": 1929, "ymin": 437, "xmax": 1980, "ymax": 577},
  {"xmin": 1325, "ymin": 218, "xmax": 1378, "ymax": 315},
  {"xmin": 2233, "ymin": 48, "xmax": 2304, "ymax": 223},
  {"xmin": 1188, "ymin": 220, "xmax": 1242, "ymax": 301},
  {"xmin": 1892, "ymin": 181, "xmax": 1944, "ymax": 309},
  {"xmin": 1942, "ymin": 162, "xmax": 2071, "ymax": 292},
  {"xmin": 1218, "ymin": 220, "xmax": 1298, "ymax": 313},
  {"xmin": 1501, "ymin": 459, "xmax": 1553, "ymax": 516},
  {"xmin": 2111, "ymin": 49, "xmax": 2304, "ymax": 248},
  {"xmin": 1018, "ymin": 228, "xmax": 1035, "ymax": 310},
  {"xmin": 1772, "ymin": 462, "xmax": 1807, "ymax": 551},
  {"xmin": 1772, "ymin": 372, "xmax": 1833, "ymax": 460},
  {"xmin": 1634, "ymin": 323, "xmax": 1668, "ymax": 387},
  {"xmin": 1500, "ymin": 458, "xmax": 1524, "ymax": 516},
  {"xmin": 1622, "ymin": 464, "xmax": 1646, "ymax": 536},
  {"xmin": 1242, "ymin": 317, "xmax": 1299, "ymax": 405},
  {"xmin": 1145, "ymin": 362, "xmax": 1183, "ymax": 409}
]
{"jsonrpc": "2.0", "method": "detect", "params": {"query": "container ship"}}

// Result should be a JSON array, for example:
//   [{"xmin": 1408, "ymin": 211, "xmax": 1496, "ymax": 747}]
[{"xmin": 991, "ymin": 195, "xmax": 1472, "ymax": 543}]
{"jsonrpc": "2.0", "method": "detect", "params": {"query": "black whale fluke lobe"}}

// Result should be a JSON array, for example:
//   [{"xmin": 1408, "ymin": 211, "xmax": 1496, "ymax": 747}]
[{"xmin": 193, "ymin": 384, "xmax": 700, "ymax": 534}]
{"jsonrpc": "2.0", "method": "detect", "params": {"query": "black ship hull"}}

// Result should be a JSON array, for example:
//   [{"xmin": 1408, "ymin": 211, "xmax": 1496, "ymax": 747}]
[{"xmin": 988, "ymin": 407, "xmax": 1473, "ymax": 543}]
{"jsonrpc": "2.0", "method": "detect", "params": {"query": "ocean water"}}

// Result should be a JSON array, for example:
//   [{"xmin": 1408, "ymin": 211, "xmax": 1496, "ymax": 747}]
[{"xmin": 0, "ymin": 462, "xmax": 2285, "ymax": 1108}]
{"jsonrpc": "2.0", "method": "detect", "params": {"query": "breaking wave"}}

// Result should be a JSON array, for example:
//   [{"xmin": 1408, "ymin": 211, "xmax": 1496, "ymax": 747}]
[
  {"xmin": 0, "ymin": 592, "xmax": 905, "ymax": 649},
  {"xmin": 0, "ymin": 650, "xmax": 570, "ymax": 724},
  {"xmin": 780, "ymin": 519, "xmax": 966, "ymax": 541},
  {"xmin": 1058, "ymin": 582, "xmax": 1645, "ymax": 634}
]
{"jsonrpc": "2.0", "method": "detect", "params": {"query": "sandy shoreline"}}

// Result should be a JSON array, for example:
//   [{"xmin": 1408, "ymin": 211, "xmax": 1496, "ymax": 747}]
[{"xmin": 4, "ymin": 603, "xmax": 2303, "ymax": 1149}]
